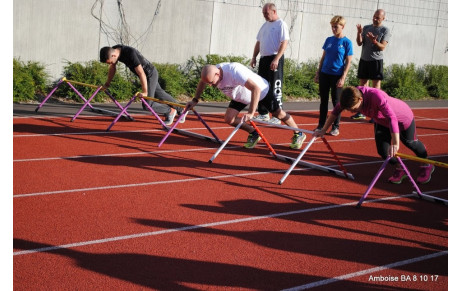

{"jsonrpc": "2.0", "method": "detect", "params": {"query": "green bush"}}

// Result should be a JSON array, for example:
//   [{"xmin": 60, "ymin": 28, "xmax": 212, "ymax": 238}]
[
  {"xmin": 345, "ymin": 61, "xmax": 360, "ymax": 87},
  {"xmin": 423, "ymin": 64, "xmax": 448, "ymax": 99},
  {"xmin": 13, "ymin": 58, "xmax": 49, "ymax": 102},
  {"xmin": 283, "ymin": 59, "xmax": 319, "ymax": 99},
  {"xmin": 154, "ymin": 63, "xmax": 188, "ymax": 98},
  {"xmin": 13, "ymin": 56, "xmax": 448, "ymax": 103},
  {"xmin": 382, "ymin": 63, "xmax": 428, "ymax": 100}
]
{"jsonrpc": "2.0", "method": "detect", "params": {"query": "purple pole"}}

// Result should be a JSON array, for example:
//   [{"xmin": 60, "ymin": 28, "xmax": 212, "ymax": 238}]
[
  {"xmin": 106, "ymin": 94, "xmax": 137, "ymax": 131},
  {"xmin": 65, "ymin": 82, "xmax": 95, "ymax": 109},
  {"xmin": 356, "ymin": 156, "xmax": 391, "ymax": 207},
  {"xmin": 396, "ymin": 156, "xmax": 423, "ymax": 198},
  {"xmin": 105, "ymin": 90, "xmax": 134, "ymax": 121},
  {"xmin": 35, "ymin": 78, "xmax": 65, "ymax": 112},
  {"xmin": 71, "ymin": 86, "xmax": 103, "ymax": 122},
  {"xmin": 158, "ymin": 104, "xmax": 191, "ymax": 147},
  {"xmin": 140, "ymin": 97, "xmax": 167, "ymax": 127},
  {"xmin": 192, "ymin": 109, "xmax": 221, "ymax": 143}
]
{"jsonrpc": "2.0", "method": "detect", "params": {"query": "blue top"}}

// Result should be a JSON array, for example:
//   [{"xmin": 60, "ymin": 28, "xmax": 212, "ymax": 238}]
[{"xmin": 321, "ymin": 36, "xmax": 353, "ymax": 76}]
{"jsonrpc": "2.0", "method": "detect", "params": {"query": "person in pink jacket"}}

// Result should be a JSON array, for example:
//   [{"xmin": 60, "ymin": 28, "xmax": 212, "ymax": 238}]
[{"xmin": 313, "ymin": 86, "xmax": 434, "ymax": 184}]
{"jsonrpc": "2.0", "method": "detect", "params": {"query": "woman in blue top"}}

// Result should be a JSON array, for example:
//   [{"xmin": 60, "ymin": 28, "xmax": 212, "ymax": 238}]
[{"xmin": 314, "ymin": 15, "xmax": 353, "ymax": 136}]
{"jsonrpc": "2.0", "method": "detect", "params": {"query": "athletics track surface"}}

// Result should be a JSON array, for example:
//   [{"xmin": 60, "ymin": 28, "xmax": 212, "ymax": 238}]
[{"xmin": 13, "ymin": 102, "xmax": 448, "ymax": 290}]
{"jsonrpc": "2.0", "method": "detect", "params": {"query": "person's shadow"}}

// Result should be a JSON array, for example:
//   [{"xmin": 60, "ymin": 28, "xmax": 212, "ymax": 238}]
[{"xmin": 14, "ymin": 238, "xmax": 312, "ymax": 290}]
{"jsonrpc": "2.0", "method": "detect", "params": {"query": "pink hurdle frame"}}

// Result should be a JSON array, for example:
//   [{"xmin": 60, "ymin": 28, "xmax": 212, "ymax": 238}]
[
  {"xmin": 35, "ymin": 78, "xmax": 133, "ymax": 122},
  {"xmin": 106, "ymin": 94, "xmax": 221, "ymax": 146},
  {"xmin": 356, "ymin": 156, "xmax": 447, "ymax": 207}
]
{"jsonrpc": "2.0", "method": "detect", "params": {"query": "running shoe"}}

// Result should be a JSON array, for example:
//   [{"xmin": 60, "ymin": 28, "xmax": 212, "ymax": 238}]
[
  {"xmin": 388, "ymin": 168, "xmax": 407, "ymax": 184},
  {"xmin": 268, "ymin": 117, "xmax": 281, "ymax": 125},
  {"xmin": 254, "ymin": 114, "xmax": 270, "ymax": 122},
  {"xmin": 351, "ymin": 113, "xmax": 366, "ymax": 120},
  {"xmin": 329, "ymin": 128, "xmax": 339, "ymax": 136},
  {"xmin": 164, "ymin": 108, "xmax": 177, "ymax": 126},
  {"xmin": 244, "ymin": 131, "xmax": 261, "ymax": 148},
  {"xmin": 178, "ymin": 110, "xmax": 188, "ymax": 123},
  {"xmin": 416, "ymin": 164, "xmax": 435, "ymax": 184},
  {"xmin": 290, "ymin": 132, "xmax": 307, "ymax": 149}
]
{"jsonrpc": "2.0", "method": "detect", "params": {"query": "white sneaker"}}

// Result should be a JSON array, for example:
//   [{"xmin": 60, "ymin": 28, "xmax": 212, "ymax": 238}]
[
  {"xmin": 254, "ymin": 114, "xmax": 270, "ymax": 121},
  {"xmin": 179, "ymin": 110, "xmax": 188, "ymax": 123},
  {"xmin": 164, "ymin": 109, "xmax": 177, "ymax": 126},
  {"xmin": 268, "ymin": 117, "xmax": 281, "ymax": 125},
  {"xmin": 329, "ymin": 128, "xmax": 339, "ymax": 136}
]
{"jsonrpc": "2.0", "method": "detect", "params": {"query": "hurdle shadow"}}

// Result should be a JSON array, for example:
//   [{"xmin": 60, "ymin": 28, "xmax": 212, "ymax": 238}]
[
  {"xmin": 179, "ymin": 196, "xmax": 448, "ymax": 235},
  {"xmin": 132, "ymin": 210, "xmax": 447, "ymax": 270},
  {"xmin": 63, "ymin": 150, "xmax": 279, "ymax": 176},
  {"xmin": 14, "ymin": 112, "xmax": 227, "ymax": 151}
]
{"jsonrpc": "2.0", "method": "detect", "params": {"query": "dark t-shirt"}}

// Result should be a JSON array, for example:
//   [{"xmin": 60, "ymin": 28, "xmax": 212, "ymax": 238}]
[{"xmin": 113, "ymin": 45, "xmax": 154, "ymax": 76}]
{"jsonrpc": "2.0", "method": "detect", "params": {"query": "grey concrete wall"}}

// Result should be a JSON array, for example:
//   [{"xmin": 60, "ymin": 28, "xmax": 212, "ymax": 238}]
[{"xmin": 13, "ymin": 0, "xmax": 448, "ymax": 80}]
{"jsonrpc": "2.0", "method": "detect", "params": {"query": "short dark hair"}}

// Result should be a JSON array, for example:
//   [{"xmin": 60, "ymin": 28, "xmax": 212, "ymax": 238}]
[
  {"xmin": 340, "ymin": 87, "xmax": 362, "ymax": 109},
  {"xmin": 99, "ymin": 47, "xmax": 112, "ymax": 63}
]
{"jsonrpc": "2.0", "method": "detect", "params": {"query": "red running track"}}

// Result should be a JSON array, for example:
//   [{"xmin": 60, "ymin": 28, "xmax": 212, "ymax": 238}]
[{"xmin": 14, "ymin": 107, "xmax": 448, "ymax": 290}]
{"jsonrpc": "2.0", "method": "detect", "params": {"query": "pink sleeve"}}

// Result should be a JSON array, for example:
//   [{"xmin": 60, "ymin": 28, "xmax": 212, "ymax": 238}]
[{"xmin": 375, "ymin": 93, "xmax": 399, "ymax": 133}]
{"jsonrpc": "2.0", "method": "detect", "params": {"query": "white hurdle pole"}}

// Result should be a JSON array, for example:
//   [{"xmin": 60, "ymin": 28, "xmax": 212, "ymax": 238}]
[
  {"xmin": 275, "ymin": 152, "xmax": 355, "ymax": 183},
  {"xmin": 251, "ymin": 119, "xmax": 315, "ymax": 135},
  {"xmin": 277, "ymin": 136, "xmax": 317, "ymax": 185},
  {"xmin": 252, "ymin": 118, "xmax": 354, "ymax": 183},
  {"xmin": 208, "ymin": 120, "xmax": 244, "ymax": 163}
]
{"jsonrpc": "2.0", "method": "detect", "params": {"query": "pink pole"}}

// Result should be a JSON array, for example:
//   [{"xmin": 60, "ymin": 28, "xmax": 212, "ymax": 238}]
[
  {"xmin": 356, "ymin": 156, "xmax": 391, "ymax": 208},
  {"xmin": 158, "ymin": 104, "xmax": 191, "ymax": 147}
]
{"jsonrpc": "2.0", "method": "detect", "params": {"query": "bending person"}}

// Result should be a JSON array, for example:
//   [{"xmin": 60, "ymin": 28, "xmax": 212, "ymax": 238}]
[
  {"xmin": 100, "ymin": 45, "xmax": 186, "ymax": 125},
  {"xmin": 187, "ymin": 63, "xmax": 306, "ymax": 149},
  {"xmin": 313, "ymin": 86, "xmax": 434, "ymax": 184}
]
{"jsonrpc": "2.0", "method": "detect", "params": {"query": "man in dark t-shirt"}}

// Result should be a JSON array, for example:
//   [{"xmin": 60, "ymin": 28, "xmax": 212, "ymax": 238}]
[{"xmin": 100, "ymin": 45, "xmax": 185, "ymax": 125}]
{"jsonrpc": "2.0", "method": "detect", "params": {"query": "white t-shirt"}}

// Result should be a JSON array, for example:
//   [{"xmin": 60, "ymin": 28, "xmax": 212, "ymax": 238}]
[
  {"xmin": 216, "ymin": 63, "xmax": 269, "ymax": 104},
  {"xmin": 256, "ymin": 19, "xmax": 290, "ymax": 57}
]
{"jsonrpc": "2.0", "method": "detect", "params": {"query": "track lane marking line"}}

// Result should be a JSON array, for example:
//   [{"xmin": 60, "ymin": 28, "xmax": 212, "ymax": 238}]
[
  {"xmin": 282, "ymin": 250, "xmax": 448, "ymax": 290},
  {"xmin": 14, "ymin": 190, "xmax": 446, "ymax": 256}
]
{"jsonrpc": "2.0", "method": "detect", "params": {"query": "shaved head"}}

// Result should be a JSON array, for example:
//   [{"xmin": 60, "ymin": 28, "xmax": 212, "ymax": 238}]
[{"xmin": 201, "ymin": 64, "xmax": 221, "ymax": 86}]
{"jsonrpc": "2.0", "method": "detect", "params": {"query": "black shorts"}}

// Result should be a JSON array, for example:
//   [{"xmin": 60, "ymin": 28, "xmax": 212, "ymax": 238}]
[
  {"xmin": 357, "ymin": 59, "xmax": 384, "ymax": 80},
  {"xmin": 228, "ymin": 95, "xmax": 281, "ymax": 113}
]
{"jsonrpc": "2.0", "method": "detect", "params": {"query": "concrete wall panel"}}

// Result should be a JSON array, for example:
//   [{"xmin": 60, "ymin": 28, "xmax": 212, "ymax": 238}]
[{"xmin": 13, "ymin": 0, "xmax": 448, "ymax": 79}]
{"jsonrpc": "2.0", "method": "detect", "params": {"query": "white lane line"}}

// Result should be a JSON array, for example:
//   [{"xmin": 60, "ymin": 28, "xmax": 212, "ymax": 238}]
[
  {"xmin": 12, "ymin": 126, "xmax": 233, "ymax": 138},
  {"xmin": 15, "ymin": 191, "xmax": 444, "ymax": 256},
  {"xmin": 13, "ymin": 155, "xmax": 448, "ymax": 198},
  {"xmin": 13, "ymin": 113, "xmax": 448, "ymax": 138},
  {"xmin": 13, "ymin": 133, "xmax": 448, "ymax": 163},
  {"xmin": 13, "ymin": 169, "xmax": 286, "ymax": 198},
  {"xmin": 282, "ymin": 250, "xmax": 448, "ymax": 290},
  {"xmin": 13, "ymin": 146, "xmax": 221, "ymax": 162}
]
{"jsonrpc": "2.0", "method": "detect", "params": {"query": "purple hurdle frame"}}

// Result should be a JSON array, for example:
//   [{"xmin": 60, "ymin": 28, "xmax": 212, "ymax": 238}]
[
  {"xmin": 356, "ymin": 156, "xmax": 447, "ymax": 207},
  {"xmin": 35, "ymin": 77, "xmax": 133, "ymax": 122},
  {"xmin": 106, "ymin": 94, "xmax": 221, "ymax": 146}
]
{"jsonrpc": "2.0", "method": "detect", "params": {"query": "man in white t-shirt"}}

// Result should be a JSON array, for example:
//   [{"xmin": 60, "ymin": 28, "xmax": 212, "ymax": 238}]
[
  {"xmin": 250, "ymin": 3, "xmax": 289, "ymax": 125},
  {"xmin": 187, "ymin": 63, "xmax": 306, "ymax": 149}
]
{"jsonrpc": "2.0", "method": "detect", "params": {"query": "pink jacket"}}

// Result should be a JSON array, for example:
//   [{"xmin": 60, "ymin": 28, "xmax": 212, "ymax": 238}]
[{"xmin": 332, "ymin": 86, "xmax": 414, "ymax": 133}]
